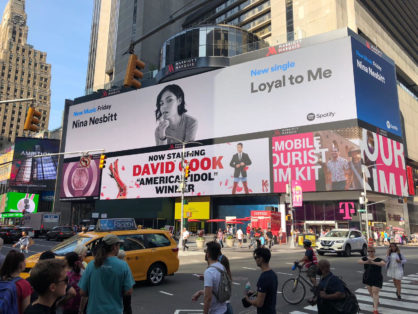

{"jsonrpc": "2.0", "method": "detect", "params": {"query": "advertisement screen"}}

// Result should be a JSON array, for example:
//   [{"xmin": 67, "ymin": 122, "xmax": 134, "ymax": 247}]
[
  {"xmin": 9, "ymin": 138, "xmax": 60, "ymax": 188},
  {"xmin": 351, "ymin": 38, "xmax": 401, "ymax": 136},
  {"xmin": 1, "ymin": 192, "xmax": 39, "ymax": 218},
  {"xmin": 65, "ymin": 37, "xmax": 358, "ymax": 154},
  {"xmin": 0, "ymin": 147, "xmax": 13, "ymax": 182},
  {"xmin": 100, "ymin": 139, "xmax": 270, "ymax": 199},
  {"xmin": 60, "ymin": 157, "xmax": 101, "ymax": 200}
]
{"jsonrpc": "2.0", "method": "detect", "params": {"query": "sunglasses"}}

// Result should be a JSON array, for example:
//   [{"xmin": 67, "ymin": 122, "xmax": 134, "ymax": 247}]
[{"xmin": 56, "ymin": 276, "xmax": 69, "ymax": 285}]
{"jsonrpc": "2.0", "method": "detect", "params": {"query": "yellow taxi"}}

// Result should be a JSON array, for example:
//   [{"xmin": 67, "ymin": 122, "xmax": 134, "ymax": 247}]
[{"xmin": 23, "ymin": 218, "xmax": 179, "ymax": 285}]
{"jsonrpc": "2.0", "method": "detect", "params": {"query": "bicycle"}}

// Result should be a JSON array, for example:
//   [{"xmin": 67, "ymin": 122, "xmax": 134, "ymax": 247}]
[{"xmin": 281, "ymin": 262, "xmax": 314, "ymax": 305}]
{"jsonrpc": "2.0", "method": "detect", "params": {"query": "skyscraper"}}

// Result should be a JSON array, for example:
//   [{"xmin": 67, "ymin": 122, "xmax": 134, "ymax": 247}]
[{"xmin": 0, "ymin": 0, "xmax": 51, "ymax": 149}]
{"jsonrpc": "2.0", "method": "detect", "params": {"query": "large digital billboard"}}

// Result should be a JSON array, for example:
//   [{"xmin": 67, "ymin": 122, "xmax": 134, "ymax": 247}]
[
  {"xmin": 65, "ymin": 37, "xmax": 358, "ymax": 154},
  {"xmin": 1, "ymin": 192, "xmax": 39, "ymax": 218},
  {"xmin": 9, "ymin": 138, "xmax": 60, "ymax": 188},
  {"xmin": 0, "ymin": 147, "xmax": 14, "ymax": 182}
]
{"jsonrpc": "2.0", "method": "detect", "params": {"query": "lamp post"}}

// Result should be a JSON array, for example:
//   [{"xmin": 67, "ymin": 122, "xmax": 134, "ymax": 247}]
[
  {"xmin": 286, "ymin": 171, "xmax": 296, "ymax": 249},
  {"xmin": 166, "ymin": 135, "xmax": 202, "ymax": 250},
  {"xmin": 361, "ymin": 164, "xmax": 384, "ymax": 241}
]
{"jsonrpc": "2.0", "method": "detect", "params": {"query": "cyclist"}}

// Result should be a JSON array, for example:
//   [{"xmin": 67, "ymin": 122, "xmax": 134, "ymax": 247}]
[{"xmin": 297, "ymin": 239, "xmax": 318, "ymax": 287}]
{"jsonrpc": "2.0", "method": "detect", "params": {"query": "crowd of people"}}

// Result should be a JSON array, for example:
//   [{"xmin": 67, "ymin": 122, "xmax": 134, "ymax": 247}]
[{"xmin": 0, "ymin": 234, "xmax": 135, "ymax": 314}]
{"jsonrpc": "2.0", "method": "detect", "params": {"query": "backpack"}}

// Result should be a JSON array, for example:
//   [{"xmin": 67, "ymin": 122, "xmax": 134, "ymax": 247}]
[
  {"xmin": 209, "ymin": 266, "xmax": 232, "ymax": 303},
  {"xmin": 0, "ymin": 277, "xmax": 21, "ymax": 314},
  {"xmin": 324, "ymin": 275, "xmax": 359, "ymax": 314}
]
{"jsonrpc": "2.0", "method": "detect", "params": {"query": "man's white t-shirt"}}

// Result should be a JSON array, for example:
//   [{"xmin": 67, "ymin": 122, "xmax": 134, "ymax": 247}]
[
  {"xmin": 183, "ymin": 230, "xmax": 189, "ymax": 240},
  {"xmin": 236, "ymin": 229, "xmax": 243, "ymax": 240},
  {"xmin": 204, "ymin": 262, "xmax": 227, "ymax": 314}
]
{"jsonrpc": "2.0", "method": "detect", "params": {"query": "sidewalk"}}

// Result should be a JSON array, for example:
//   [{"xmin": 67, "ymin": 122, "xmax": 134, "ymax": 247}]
[{"xmin": 178, "ymin": 237, "xmax": 304, "ymax": 264}]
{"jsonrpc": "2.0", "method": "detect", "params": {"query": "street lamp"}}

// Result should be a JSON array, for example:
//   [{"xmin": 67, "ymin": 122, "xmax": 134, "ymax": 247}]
[
  {"xmin": 361, "ymin": 163, "xmax": 384, "ymax": 241},
  {"xmin": 166, "ymin": 135, "xmax": 202, "ymax": 250}
]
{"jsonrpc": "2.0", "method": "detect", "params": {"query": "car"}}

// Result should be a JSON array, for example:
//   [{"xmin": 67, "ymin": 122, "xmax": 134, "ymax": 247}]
[
  {"xmin": 316, "ymin": 229, "xmax": 367, "ymax": 257},
  {"xmin": 0, "ymin": 226, "xmax": 16, "ymax": 244},
  {"xmin": 23, "ymin": 219, "xmax": 180, "ymax": 286},
  {"xmin": 46, "ymin": 226, "xmax": 75, "ymax": 241}
]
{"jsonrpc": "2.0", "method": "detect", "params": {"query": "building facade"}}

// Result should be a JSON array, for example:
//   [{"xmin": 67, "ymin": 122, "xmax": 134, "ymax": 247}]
[
  {"xmin": 85, "ymin": 0, "xmax": 120, "ymax": 94},
  {"xmin": 69, "ymin": 0, "xmax": 416, "ymax": 235},
  {"xmin": 0, "ymin": 0, "xmax": 51, "ymax": 149}
]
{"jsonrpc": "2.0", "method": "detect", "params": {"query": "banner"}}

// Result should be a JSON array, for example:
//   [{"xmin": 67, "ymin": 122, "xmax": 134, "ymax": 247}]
[
  {"xmin": 1, "ymin": 192, "xmax": 39, "ymax": 218},
  {"xmin": 65, "ymin": 37, "xmax": 360, "ymax": 155},
  {"xmin": 100, "ymin": 139, "xmax": 270, "ymax": 199},
  {"xmin": 292, "ymin": 180, "xmax": 303, "ymax": 207},
  {"xmin": 0, "ymin": 147, "xmax": 13, "ymax": 181}
]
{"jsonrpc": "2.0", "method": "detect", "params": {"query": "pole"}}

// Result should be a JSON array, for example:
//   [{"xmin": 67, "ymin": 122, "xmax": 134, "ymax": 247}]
[
  {"xmin": 289, "ymin": 172, "xmax": 295, "ymax": 248},
  {"xmin": 362, "ymin": 167, "xmax": 370, "ymax": 241},
  {"xmin": 179, "ymin": 142, "xmax": 186, "ymax": 250}
]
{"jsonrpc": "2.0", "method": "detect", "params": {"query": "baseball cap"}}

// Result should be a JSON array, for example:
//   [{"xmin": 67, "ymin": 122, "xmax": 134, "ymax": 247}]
[{"xmin": 103, "ymin": 234, "xmax": 124, "ymax": 245}]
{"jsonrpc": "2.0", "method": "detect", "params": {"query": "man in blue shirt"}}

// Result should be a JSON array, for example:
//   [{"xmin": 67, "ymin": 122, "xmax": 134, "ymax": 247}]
[
  {"xmin": 79, "ymin": 234, "xmax": 135, "ymax": 314},
  {"xmin": 316, "ymin": 259, "xmax": 345, "ymax": 314}
]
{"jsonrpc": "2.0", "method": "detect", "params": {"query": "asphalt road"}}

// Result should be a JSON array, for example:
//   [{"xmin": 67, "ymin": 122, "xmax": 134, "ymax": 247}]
[{"xmin": 2, "ymin": 239, "xmax": 418, "ymax": 314}]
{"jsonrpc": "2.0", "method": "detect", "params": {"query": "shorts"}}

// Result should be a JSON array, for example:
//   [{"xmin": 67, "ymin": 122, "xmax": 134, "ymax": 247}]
[
  {"xmin": 307, "ymin": 264, "xmax": 318, "ymax": 278},
  {"xmin": 238, "ymin": 239, "xmax": 243, "ymax": 243}
]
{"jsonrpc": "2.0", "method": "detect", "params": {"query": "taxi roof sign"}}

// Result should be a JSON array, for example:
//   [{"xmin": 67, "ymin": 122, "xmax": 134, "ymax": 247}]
[{"xmin": 96, "ymin": 218, "xmax": 137, "ymax": 231}]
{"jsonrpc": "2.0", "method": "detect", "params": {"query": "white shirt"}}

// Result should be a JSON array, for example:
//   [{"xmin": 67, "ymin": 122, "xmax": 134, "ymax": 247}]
[
  {"xmin": 182, "ymin": 230, "xmax": 189, "ymax": 240},
  {"xmin": 204, "ymin": 262, "xmax": 227, "ymax": 314},
  {"xmin": 327, "ymin": 157, "xmax": 349, "ymax": 182},
  {"xmin": 236, "ymin": 229, "xmax": 243, "ymax": 240}
]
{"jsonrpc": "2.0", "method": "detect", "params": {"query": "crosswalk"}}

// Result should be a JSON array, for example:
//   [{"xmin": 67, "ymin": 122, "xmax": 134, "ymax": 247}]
[{"xmin": 289, "ymin": 273, "xmax": 418, "ymax": 314}]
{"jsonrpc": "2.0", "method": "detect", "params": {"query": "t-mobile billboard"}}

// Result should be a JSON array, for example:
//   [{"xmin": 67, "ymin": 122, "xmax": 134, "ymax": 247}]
[
  {"xmin": 64, "ymin": 37, "xmax": 358, "ymax": 154},
  {"xmin": 100, "ymin": 139, "xmax": 270, "ymax": 199}
]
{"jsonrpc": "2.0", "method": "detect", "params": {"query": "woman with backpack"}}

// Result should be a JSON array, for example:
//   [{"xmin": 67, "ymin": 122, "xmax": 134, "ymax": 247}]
[
  {"xmin": 386, "ymin": 243, "xmax": 406, "ymax": 300},
  {"xmin": 358, "ymin": 246, "xmax": 385, "ymax": 314},
  {"xmin": 0, "ymin": 250, "xmax": 32, "ymax": 314}
]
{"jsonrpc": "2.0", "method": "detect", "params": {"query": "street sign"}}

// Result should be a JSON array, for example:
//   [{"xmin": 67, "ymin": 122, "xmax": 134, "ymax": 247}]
[
  {"xmin": 358, "ymin": 209, "xmax": 366, "ymax": 213},
  {"xmin": 80, "ymin": 155, "xmax": 91, "ymax": 168},
  {"xmin": 361, "ymin": 213, "xmax": 373, "ymax": 221}
]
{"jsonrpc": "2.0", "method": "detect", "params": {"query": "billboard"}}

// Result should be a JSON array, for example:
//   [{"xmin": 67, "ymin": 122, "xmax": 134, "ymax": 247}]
[
  {"xmin": 9, "ymin": 138, "xmax": 60, "ymax": 188},
  {"xmin": 100, "ymin": 139, "xmax": 270, "ymax": 199},
  {"xmin": 60, "ymin": 157, "xmax": 101, "ymax": 200},
  {"xmin": 0, "ymin": 147, "xmax": 14, "ymax": 182},
  {"xmin": 65, "ymin": 37, "xmax": 358, "ymax": 154},
  {"xmin": 351, "ymin": 38, "xmax": 401, "ymax": 136},
  {"xmin": 1, "ymin": 192, "xmax": 39, "ymax": 218}
]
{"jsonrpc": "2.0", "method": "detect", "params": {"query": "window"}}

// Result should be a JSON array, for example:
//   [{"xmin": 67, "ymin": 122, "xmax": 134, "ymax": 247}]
[
  {"xmin": 144, "ymin": 234, "xmax": 171, "ymax": 248},
  {"xmin": 120, "ymin": 234, "xmax": 146, "ymax": 251}
]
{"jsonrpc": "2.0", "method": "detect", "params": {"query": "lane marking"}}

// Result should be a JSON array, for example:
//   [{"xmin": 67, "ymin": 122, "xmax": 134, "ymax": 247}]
[
  {"xmin": 355, "ymin": 288, "xmax": 417, "ymax": 301},
  {"xmin": 356, "ymin": 302, "xmax": 417, "ymax": 314},
  {"xmin": 276, "ymin": 291, "xmax": 282, "ymax": 294},
  {"xmin": 276, "ymin": 272, "xmax": 293, "ymax": 276},
  {"xmin": 380, "ymin": 286, "xmax": 418, "ymax": 296},
  {"xmin": 356, "ymin": 294, "xmax": 417, "ymax": 310},
  {"xmin": 383, "ymin": 282, "xmax": 418, "ymax": 289},
  {"xmin": 303, "ymin": 305, "xmax": 318, "ymax": 312},
  {"xmin": 242, "ymin": 267, "xmax": 256, "ymax": 270},
  {"xmin": 159, "ymin": 290, "xmax": 173, "ymax": 296},
  {"xmin": 232, "ymin": 282, "xmax": 240, "ymax": 286}
]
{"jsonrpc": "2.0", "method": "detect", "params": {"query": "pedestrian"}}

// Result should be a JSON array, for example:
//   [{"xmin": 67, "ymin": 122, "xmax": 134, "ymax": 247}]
[
  {"xmin": 315, "ymin": 259, "xmax": 346, "ymax": 314},
  {"xmin": 117, "ymin": 250, "xmax": 132, "ymax": 314},
  {"xmin": 386, "ymin": 242, "xmax": 406, "ymax": 300},
  {"xmin": 358, "ymin": 246, "xmax": 385, "ymax": 314},
  {"xmin": 259, "ymin": 232, "xmax": 265, "ymax": 248},
  {"xmin": 236, "ymin": 228, "xmax": 244, "ymax": 248},
  {"xmin": 78, "ymin": 234, "xmax": 135, "ymax": 314},
  {"xmin": 182, "ymin": 227, "xmax": 190, "ymax": 251},
  {"xmin": 243, "ymin": 247, "xmax": 278, "ymax": 314},
  {"xmin": 192, "ymin": 241, "xmax": 231, "ymax": 314},
  {"xmin": 0, "ymin": 238, "xmax": 6, "ymax": 268},
  {"xmin": 266, "ymin": 228, "xmax": 273, "ymax": 250},
  {"xmin": 248, "ymin": 228, "xmax": 256, "ymax": 249},
  {"xmin": 73, "ymin": 244, "xmax": 88, "ymax": 272},
  {"xmin": 217, "ymin": 229, "xmax": 224, "ymax": 248},
  {"xmin": 13, "ymin": 231, "xmax": 31, "ymax": 254},
  {"xmin": 298, "ymin": 239, "xmax": 318, "ymax": 287},
  {"xmin": 0, "ymin": 250, "xmax": 32, "ymax": 314},
  {"xmin": 62, "ymin": 252, "xmax": 86, "ymax": 314},
  {"xmin": 24, "ymin": 259, "xmax": 68, "ymax": 314}
]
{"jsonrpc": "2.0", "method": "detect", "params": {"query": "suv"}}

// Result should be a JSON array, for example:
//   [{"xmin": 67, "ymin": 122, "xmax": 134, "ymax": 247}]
[
  {"xmin": 316, "ymin": 229, "xmax": 367, "ymax": 257},
  {"xmin": 24, "ymin": 228, "xmax": 179, "ymax": 286},
  {"xmin": 46, "ymin": 226, "xmax": 75, "ymax": 241}
]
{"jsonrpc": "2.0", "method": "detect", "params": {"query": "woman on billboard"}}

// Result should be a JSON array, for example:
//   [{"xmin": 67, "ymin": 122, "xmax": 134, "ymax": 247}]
[{"xmin": 155, "ymin": 84, "xmax": 198, "ymax": 145}]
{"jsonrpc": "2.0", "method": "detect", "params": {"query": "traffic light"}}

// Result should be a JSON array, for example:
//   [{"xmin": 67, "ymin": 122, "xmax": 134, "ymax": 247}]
[
  {"xmin": 24, "ymin": 107, "xmax": 42, "ymax": 132},
  {"xmin": 123, "ymin": 54, "xmax": 145, "ymax": 89},
  {"xmin": 184, "ymin": 165, "xmax": 190, "ymax": 179},
  {"xmin": 99, "ymin": 154, "xmax": 106, "ymax": 169},
  {"xmin": 286, "ymin": 214, "xmax": 291, "ymax": 221}
]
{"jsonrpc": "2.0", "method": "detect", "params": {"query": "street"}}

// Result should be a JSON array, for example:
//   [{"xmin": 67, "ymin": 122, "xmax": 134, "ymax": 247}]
[{"xmin": 3, "ymin": 238, "xmax": 418, "ymax": 314}]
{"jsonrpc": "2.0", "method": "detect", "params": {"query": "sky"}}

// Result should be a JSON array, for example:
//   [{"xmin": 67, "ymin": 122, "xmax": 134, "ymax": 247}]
[{"xmin": 0, "ymin": 0, "xmax": 94, "ymax": 130}]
